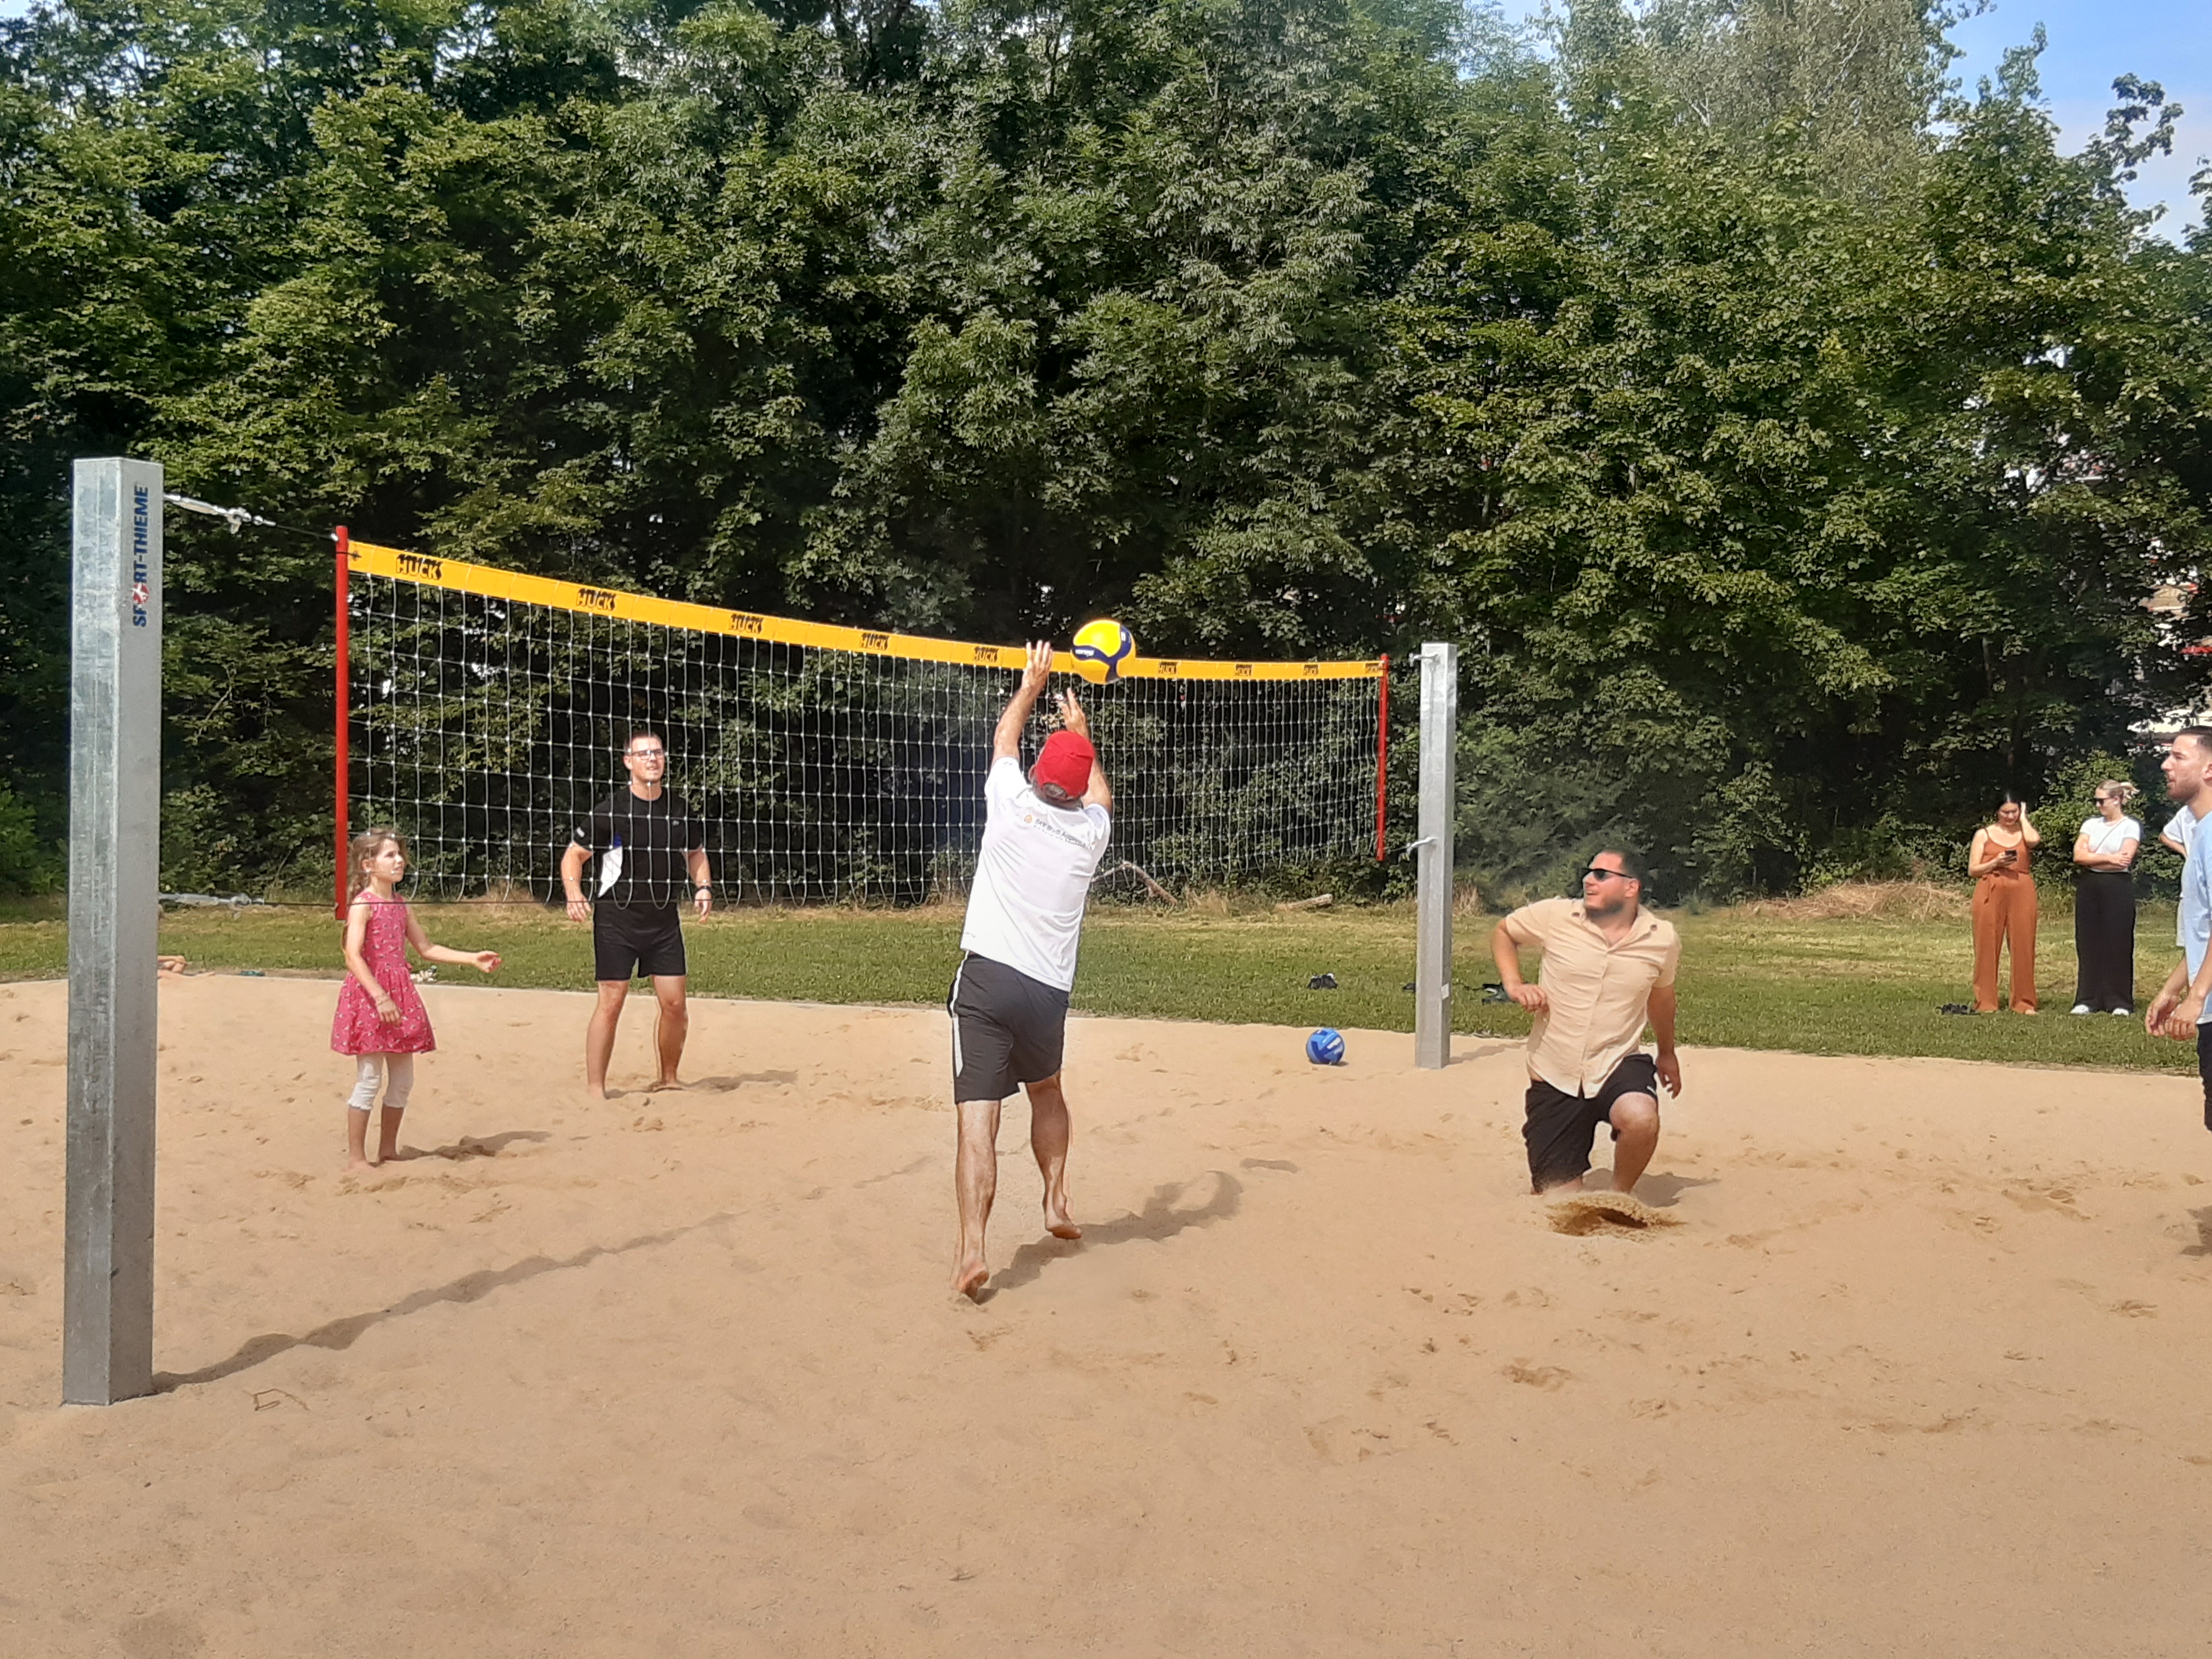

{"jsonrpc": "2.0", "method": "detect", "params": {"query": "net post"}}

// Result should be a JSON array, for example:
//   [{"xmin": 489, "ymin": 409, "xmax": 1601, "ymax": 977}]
[
  {"xmin": 334, "ymin": 526, "xmax": 349, "ymax": 920},
  {"xmin": 1374, "ymin": 653, "xmax": 1390, "ymax": 861},
  {"xmin": 1413, "ymin": 642, "xmax": 1457, "ymax": 1070},
  {"xmin": 64, "ymin": 457, "xmax": 162, "ymax": 1405}
]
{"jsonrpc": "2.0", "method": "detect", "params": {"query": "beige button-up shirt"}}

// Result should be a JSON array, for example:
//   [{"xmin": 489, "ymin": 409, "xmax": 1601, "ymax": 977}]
[{"xmin": 1501, "ymin": 897, "xmax": 1680, "ymax": 1095}]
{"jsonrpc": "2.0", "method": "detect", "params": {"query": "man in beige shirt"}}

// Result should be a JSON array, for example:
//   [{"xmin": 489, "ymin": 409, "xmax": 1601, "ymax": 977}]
[{"xmin": 1490, "ymin": 851, "xmax": 1683, "ymax": 1195}]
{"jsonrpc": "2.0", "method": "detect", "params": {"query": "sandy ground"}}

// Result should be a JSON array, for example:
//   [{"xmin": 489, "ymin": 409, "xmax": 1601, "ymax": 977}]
[{"xmin": 3, "ymin": 975, "xmax": 2212, "ymax": 1657}]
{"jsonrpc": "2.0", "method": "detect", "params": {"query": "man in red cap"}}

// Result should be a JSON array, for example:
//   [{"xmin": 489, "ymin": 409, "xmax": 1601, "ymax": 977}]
[{"xmin": 949, "ymin": 639, "xmax": 1114, "ymax": 1298}]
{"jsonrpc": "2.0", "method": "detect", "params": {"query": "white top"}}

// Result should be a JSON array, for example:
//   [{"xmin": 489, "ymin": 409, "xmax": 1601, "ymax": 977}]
[
  {"xmin": 960, "ymin": 757, "xmax": 1111, "ymax": 991},
  {"xmin": 2185, "ymin": 804, "xmax": 2212, "ymax": 1022},
  {"xmin": 2167, "ymin": 807, "xmax": 2196, "ymax": 853},
  {"xmin": 2077, "ymin": 815, "xmax": 2142, "ymax": 857}
]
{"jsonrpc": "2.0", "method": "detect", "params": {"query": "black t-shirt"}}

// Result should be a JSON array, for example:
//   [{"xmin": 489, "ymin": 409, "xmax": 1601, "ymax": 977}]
[{"xmin": 571, "ymin": 788, "xmax": 706, "ymax": 910}]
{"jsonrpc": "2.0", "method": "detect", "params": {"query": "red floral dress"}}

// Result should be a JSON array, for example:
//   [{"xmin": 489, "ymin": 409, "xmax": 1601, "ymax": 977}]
[{"xmin": 331, "ymin": 891, "xmax": 436, "ymax": 1056}]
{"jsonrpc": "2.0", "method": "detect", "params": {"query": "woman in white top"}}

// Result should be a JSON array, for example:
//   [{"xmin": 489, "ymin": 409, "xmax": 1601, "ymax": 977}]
[{"xmin": 2071, "ymin": 781, "xmax": 2142, "ymax": 1014}]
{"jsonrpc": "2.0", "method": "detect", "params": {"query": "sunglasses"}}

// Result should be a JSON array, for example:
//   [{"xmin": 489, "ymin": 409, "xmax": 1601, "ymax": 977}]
[{"xmin": 1581, "ymin": 866, "xmax": 1633, "ymax": 883}]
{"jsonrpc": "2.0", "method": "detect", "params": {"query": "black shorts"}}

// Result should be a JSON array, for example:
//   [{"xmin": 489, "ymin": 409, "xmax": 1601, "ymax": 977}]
[
  {"xmin": 593, "ymin": 902, "xmax": 686, "ymax": 982},
  {"xmin": 2198, "ymin": 1023, "xmax": 2212, "ymax": 1132},
  {"xmin": 1522, "ymin": 1053, "xmax": 1661, "ymax": 1191},
  {"xmin": 949, "ymin": 954, "xmax": 1070, "ymax": 1103}
]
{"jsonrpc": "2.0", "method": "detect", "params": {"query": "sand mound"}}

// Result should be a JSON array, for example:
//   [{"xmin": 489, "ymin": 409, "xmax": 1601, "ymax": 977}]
[
  {"xmin": 1544, "ymin": 1189, "xmax": 1682, "ymax": 1234},
  {"xmin": 3, "ymin": 976, "xmax": 2211, "ymax": 1655}
]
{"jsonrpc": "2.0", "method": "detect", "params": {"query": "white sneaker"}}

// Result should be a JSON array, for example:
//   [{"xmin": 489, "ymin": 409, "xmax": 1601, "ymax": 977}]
[
  {"xmin": 2071, "ymin": 1004, "xmax": 2092, "ymax": 1014},
  {"xmin": 2113, "ymin": 1009, "xmax": 2133, "ymax": 1018}
]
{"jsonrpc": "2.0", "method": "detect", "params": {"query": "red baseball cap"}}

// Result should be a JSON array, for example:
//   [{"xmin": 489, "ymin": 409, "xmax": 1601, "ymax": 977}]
[{"xmin": 1033, "ymin": 731, "xmax": 1094, "ymax": 800}]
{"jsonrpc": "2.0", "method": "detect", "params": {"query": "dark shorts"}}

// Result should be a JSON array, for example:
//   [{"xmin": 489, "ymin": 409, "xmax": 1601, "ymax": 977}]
[
  {"xmin": 594, "ymin": 902, "xmax": 686, "ymax": 983},
  {"xmin": 2199, "ymin": 1024, "xmax": 2212, "ymax": 1133},
  {"xmin": 1523, "ymin": 1053, "xmax": 1661, "ymax": 1191},
  {"xmin": 949, "ymin": 954, "xmax": 1070, "ymax": 1103}
]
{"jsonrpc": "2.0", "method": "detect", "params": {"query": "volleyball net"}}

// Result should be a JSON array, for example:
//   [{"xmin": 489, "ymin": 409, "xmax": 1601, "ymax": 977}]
[{"xmin": 337, "ymin": 536, "xmax": 1389, "ymax": 908}]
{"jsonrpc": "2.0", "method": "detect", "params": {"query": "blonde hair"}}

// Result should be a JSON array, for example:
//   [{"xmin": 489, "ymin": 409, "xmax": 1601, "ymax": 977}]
[
  {"xmin": 349, "ymin": 826, "xmax": 407, "ymax": 890},
  {"xmin": 2097, "ymin": 780, "xmax": 2139, "ymax": 806}
]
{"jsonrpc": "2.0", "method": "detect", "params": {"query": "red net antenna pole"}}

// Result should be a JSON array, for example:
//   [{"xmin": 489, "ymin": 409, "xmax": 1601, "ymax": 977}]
[
  {"xmin": 1373, "ymin": 653, "xmax": 1390, "ymax": 861},
  {"xmin": 333, "ymin": 526, "xmax": 350, "ymax": 920}
]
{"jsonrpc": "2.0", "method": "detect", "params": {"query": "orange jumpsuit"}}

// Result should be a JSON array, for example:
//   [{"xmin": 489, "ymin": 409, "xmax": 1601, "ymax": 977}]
[{"xmin": 1972, "ymin": 833, "xmax": 2036, "ymax": 1013}]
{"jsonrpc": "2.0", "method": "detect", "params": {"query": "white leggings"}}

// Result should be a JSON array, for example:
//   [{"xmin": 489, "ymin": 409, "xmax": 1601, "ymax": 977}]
[{"xmin": 347, "ymin": 1054, "xmax": 415, "ymax": 1113}]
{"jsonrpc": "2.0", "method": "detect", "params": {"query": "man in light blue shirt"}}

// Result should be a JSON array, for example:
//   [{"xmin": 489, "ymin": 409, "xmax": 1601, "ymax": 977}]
[{"xmin": 2143, "ymin": 726, "xmax": 2212, "ymax": 1128}]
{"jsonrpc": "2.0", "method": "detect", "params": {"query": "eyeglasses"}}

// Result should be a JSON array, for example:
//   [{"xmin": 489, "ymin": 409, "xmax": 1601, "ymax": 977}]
[
  {"xmin": 1581, "ymin": 866, "xmax": 1633, "ymax": 883},
  {"xmin": 627, "ymin": 747, "xmax": 666, "ymax": 759}
]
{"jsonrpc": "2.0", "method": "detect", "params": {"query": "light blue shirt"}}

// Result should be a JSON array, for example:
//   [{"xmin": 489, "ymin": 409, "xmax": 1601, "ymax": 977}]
[{"xmin": 2183, "ymin": 802, "xmax": 2212, "ymax": 1022}]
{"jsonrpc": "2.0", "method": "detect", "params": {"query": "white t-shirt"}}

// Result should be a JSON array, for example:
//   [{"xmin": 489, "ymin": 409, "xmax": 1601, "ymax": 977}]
[
  {"xmin": 2078, "ymin": 815, "xmax": 2142, "ymax": 858},
  {"xmin": 2166, "ymin": 808, "xmax": 2196, "ymax": 854},
  {"xmin": 960, "ymin": 757, "xmax": 1111, "ymax": 991}
]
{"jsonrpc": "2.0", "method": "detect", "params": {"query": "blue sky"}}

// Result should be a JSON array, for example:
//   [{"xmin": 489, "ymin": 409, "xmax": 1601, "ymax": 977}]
[
  {"xmin": 0, "ymin": 0, "xmax": 2201, "ymax": 230},
  {"xmin": 1927, "ymin": 0, "xmax": 2203, "ymax": 233}
]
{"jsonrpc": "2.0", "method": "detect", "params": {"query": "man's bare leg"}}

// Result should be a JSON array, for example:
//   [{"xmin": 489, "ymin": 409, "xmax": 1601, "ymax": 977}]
[
  {"xmin": 645, "ymin": 974, "xmax": 688, "ymax": 1090},
  {"xmin": 1024, "ymin": 1074, "xmax": 1081, "ymax": 1239},
  {"xmin": 585, "ymin": 979, "xmax": 630, "ymax": 1096},
  {"xmin": 954, "ymin": 1097, "xmax": 1003, "ymax": 1298},
  {"xmin": 1607, "ymin": 1093, "xmax": 1660, "ymax": 1193}
]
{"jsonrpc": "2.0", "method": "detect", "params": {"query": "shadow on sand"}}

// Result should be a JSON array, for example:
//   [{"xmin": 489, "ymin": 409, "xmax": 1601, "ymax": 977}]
[
  {"xmin": 979, "ymin": 1170, "xmax": 1243, "ymax": 1300},
  {"xmin": 152, "ymin": 1209, "xmax": 736, "ymax": 1392},
  {"xmin": 414, "ymin": 1129, "xmax": 551, "ymax": 1161},
  {"xmin": 689, "ymin": 1071, "xmax": 799, "ymax": 1091},
  {"xmin": 2182, "ymin": 1205, "xmax": 2212, "ymax": 1257},
  {"xmin": 1625, "ymin": 1171, "xmax": 1719, "ymax": 1209}
]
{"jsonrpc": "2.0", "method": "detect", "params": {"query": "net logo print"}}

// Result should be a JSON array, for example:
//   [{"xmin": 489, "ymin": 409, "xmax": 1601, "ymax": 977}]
[
  {"xmin": 728, "ymin": 612, "xmax": 765, "ymax": 636},
  {"xmin": 577, "ymin": 586, "xmax": 618, "ymax": 613},
  {"xmin": 397, "ymin": 552, "xmax": 444, "ymax": 580},
  {"xmin": 130, "ymin": 485, "xmax": 151, "ymax": 627},
  {"xmin": 861, "ymin": 631, "xmax": 890, "ymax": 651}
]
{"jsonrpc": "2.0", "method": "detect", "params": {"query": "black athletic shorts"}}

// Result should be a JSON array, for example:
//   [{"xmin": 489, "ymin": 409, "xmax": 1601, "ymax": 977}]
[
  {"xmin": 1522, "ymin": 1053, "xmax": 1661, "ymax": 1191},
  {"xmin": 593, "ymin": 902, "xmax": 686, "ymax": 982},
  {"xmin": 949, "ymin": 953, "xmax": 1070, "ymax": 1103},
  {"xmin": 2198, "ymin": 1022, "xmax": 2212, "ymax": 1132}
]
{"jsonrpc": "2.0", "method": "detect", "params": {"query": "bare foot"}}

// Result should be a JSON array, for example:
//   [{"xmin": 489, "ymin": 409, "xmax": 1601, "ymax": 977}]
[
  {"xmin": 645, "ymin": 1076, "xmax": 685, "ymax": 1094},
  {"xmin": 375, "ymin": 1146, "xmax": 421, "ymax": 1166},
  {"xmin": 1533, "ymin": 1177, "xmax": 1586, "ymax": 1197},
  {"xmin": 1044, "ymin": 1209, "xmax": 1082, "ymax": 1241},
  {"xmin": 953, "ymin": 1257, "xmax": 990, "ymax": 1300},
  {"xmin": 348, "ymin": 1155, "xmax": 375, "ymax": 1173}
]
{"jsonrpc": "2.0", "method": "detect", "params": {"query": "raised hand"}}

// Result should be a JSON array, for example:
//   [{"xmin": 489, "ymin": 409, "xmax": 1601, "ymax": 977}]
[
  {"xmin": 1022, "ymin": 639, "xmax": 1052, "ymax": 695},
  {"xmin": 1056, "ymin": 688, "xmax": 1091, "ymax": 739}
]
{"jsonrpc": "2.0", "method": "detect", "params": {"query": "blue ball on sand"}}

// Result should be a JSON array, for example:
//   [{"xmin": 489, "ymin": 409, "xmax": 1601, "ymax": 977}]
[{"xmin": 1306, "ymin": 1027, "xmax": 1346, "ymax": 1066}]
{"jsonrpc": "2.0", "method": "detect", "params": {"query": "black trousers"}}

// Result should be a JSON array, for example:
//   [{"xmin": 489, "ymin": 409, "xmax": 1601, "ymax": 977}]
[{"xmin": 2072, "ymin": 871, "xmax": 2136, "ymax": 1012}]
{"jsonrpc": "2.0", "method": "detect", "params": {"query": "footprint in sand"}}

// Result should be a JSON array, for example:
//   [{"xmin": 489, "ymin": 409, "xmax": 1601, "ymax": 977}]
[{"xmin": 1545, "ymin": 1192, "xmax": 1682, "ymax": 1235}]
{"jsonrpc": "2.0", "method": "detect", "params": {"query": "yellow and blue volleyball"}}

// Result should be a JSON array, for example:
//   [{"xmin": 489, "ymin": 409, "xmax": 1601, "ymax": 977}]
[{"xmin": 1071, "ymin": 618, "xmax": 1136, "ymax": 685}]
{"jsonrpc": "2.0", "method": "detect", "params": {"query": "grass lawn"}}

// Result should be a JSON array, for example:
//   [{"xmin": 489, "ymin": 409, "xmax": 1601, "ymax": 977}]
[{"xmin": 0, "ymin": 891, "xmax": 2194, "ymax": 1074}]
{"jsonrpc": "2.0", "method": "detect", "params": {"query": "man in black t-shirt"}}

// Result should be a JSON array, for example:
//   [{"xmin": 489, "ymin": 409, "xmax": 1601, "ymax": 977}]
[{"xmin": 560, "ymin": 728, "xmax": 711, "ymax": 1097}]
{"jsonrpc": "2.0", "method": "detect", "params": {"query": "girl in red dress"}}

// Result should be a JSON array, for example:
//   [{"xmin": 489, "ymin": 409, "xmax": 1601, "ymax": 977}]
[{"xmin": 333, "ymin": 828, "xmax": 502, "ymax": 1169}]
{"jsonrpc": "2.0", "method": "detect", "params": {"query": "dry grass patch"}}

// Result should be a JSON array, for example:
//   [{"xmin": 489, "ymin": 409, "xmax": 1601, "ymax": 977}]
[{"xmin": 1735, "ymin": 880, "xmax": 1971, "ymax": 923}]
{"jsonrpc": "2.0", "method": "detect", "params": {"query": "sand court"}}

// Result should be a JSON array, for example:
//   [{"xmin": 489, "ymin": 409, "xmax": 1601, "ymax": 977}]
[{"xmin": 3, "ymin": 973, "xmax": 2212, "ymax": 1655}]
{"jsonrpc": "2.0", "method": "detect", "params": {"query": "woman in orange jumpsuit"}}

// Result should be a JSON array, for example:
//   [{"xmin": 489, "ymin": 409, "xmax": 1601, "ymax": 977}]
[{"xmin": 1969, "ymin": 794, "xmax": 2043, "ymax": 1013}]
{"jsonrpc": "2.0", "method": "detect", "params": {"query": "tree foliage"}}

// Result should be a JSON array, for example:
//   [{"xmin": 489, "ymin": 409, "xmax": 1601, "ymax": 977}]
[{"xmin": 1, "ymin": 0, "xmax": 2205, "ymax": 897}]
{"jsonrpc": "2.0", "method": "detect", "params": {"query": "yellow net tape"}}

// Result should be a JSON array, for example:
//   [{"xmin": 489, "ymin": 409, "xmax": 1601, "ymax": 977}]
[{"xmin": 347, "ymin": 542, "xmax": 1383, "ymax": 683}]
